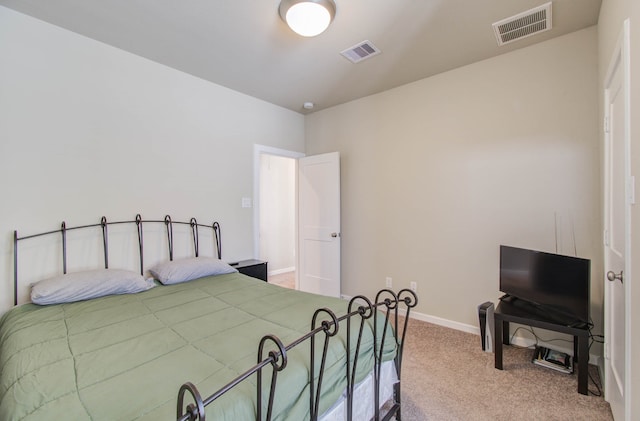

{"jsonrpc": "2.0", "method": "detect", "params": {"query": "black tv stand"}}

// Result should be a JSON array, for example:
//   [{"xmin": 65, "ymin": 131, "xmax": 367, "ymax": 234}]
[{"xmin": 494, "ymin": 300, "xmax": 590, "ymax": 395}]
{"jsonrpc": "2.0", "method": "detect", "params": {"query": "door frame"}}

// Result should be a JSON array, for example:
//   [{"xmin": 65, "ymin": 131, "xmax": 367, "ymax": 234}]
[
  {"xmin": 253, "ymin": 144, "xmax": 305, "ymax": 279},
  {"xmin": 603, "ymin": 18, "xmax": 631, "ymax": 421}
]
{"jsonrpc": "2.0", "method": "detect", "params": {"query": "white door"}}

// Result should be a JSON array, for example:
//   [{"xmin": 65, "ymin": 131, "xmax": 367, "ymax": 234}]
[
  {"xmin": 298, "ymin": 152, "xmax": 340, "ymax": 297},
  {"xmin": 603, "ymin": 19, "xmax": 630, "ymax": 421}
]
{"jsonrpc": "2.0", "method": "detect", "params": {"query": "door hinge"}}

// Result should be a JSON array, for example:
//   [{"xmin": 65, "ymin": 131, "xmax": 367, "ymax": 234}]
[
  {"xmin": 604, "ymin": 229, "xmax": 610, "ymax": 246},
  {"xmin": 604, "ymin": 116, "xmax": 610, "ymax": 134},
  {"xmin": 629, "ymin": 176, "xmax": 636, "ymax": 205}
]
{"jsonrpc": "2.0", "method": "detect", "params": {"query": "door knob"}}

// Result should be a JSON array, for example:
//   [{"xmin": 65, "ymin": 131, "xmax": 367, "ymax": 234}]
[
  {"xmin": 607, "ymin": 270, "xmax": 623, "ymax": 284},
  {"xmin": 331, "ymin": 232, "xmax": 339, "ymax": 238}
]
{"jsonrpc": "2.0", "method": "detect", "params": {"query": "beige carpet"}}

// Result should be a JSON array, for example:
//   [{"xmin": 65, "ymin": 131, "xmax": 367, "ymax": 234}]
[
  {"xmin": 266, "ymin": 276, "xmax": 612, "ymax": 419},
  {"xmin": 399, "ymin": 318, "xmax": 613, "ymax": 420}
]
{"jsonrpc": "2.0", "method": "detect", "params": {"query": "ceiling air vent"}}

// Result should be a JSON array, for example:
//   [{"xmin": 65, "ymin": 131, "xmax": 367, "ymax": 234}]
[
  {"xmin": 340, "ymin": 40, "xmax": 381, "ymax": 64},
  {"xmin": 492, "ymin": 2, "xmax": 552, "ymax": 46}
]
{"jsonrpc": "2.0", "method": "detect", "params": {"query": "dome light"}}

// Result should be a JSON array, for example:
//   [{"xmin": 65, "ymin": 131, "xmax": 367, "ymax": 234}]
[{"xmin": 279, "ymin": 0, "xmax": 336, "ymax": 37}]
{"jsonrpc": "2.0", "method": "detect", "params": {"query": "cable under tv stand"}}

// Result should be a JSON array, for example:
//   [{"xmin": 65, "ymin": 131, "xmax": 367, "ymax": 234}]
[{"xmin": 493, "ymin": 299, "xmax": 590, "ymax": 395}]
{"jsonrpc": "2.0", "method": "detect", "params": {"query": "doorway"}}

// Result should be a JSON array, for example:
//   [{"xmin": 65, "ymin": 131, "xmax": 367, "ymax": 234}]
[{"xmin": 254, "ymin": 145, "xmax": 304, "ymax": 289}]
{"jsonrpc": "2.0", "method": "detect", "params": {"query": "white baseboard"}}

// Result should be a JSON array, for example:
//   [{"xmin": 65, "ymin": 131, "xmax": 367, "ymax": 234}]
[
  {"xmin": 339, "ymin": 297, "xmax": 479, "ymax": 335},
  {"xmin": 409, "ymin": 310, "xmax": 480, "ymax": 335},
  {"xmin": 269, "ymin": 267, "xmax": 295, "ymax": 276},
  {"xmin": 342, "ymin": 300, "xmax": 603, "ymax": 365}
]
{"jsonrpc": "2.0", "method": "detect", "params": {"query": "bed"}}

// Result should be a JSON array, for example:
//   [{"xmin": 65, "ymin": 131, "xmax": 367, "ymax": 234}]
[{"xmin": 1, "ymin": 215, "xmax": 417, "ymax": 420}]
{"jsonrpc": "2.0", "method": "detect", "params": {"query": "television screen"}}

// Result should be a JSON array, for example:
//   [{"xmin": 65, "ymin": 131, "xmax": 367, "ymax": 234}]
[{"xmin": 499, "ymin": 245, "xmax": 590, "ymax": 324}]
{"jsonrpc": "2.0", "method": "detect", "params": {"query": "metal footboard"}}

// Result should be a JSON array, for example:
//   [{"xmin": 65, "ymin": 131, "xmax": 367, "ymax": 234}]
[{"xmin": 177, "ymin": 289, "xmax": 418, "ymax": 421}]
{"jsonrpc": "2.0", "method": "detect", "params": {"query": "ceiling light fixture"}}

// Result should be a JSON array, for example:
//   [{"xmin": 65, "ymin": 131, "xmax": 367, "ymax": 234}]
[{"xmin": 279, "ymin": 0, "xmax": 336, "ymax": 37}]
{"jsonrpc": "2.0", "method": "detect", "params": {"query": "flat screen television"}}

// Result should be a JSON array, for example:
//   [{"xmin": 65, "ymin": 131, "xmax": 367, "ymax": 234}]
[{"xmin": 499, "ymin": 245, "xmax": 590, "ymax": 325}]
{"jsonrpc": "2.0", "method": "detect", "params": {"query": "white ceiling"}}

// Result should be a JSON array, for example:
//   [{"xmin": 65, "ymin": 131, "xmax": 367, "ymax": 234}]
[{"xmin": 0, "ymin": 0, "xmax": 602, "ymax": 113}]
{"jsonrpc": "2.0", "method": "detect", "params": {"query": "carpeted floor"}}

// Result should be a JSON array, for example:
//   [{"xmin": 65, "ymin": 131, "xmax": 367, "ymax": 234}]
[
  {"xmin": 400, "ymin": 318, "xmax": 613, "ymax": 420},
  {"xmin": 268, "ymin": 275, "xmax": 612, "ymax": 419}
]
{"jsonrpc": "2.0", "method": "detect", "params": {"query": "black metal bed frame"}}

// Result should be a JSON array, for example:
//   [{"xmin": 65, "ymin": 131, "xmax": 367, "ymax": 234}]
[
  {"xmin": 13, "ymin": 215, "xmax": 418, "ymax": 421},
  {"xmin": 177, "ymin": 289, "xmax": 417, "ymax": 421}
]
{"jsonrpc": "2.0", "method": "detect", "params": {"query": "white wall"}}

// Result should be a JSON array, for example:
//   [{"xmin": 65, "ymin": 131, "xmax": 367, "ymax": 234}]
[
  {"xmin": 598, "ymin": 0, "xmax": 640, "ymax": 416},
  {"xmin": 0, "ymin": 6, "xmax": 305, "ymax": 312},
  {"xmin": 259, "ymin": 154, "xmax": 296, "ymax": 274},
  {"xmin": 305, "ymin": 28, "xmax": 601, "ymax": 341}
]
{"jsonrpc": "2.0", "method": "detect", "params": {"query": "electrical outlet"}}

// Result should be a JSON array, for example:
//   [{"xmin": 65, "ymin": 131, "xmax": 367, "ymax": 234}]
[
  {"xmin": 410, "ymin": 282, "xmax": 417, "ymax": 292},
  {"xmin": 386, "ymin": 277, "xmax": 392, "ymax": 288}
]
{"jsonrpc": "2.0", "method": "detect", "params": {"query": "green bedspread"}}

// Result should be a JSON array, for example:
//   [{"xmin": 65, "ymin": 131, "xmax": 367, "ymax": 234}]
[{"xmin": 0, "ymin": 273, "xmax": 396, "ymax": 420}]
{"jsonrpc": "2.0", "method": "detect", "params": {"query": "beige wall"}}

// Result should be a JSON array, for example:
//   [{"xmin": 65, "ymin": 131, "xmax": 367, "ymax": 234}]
[
  {"xmin": 306, "ymin": 28, "xmax": 601, "ymax": 340},
  {"xmin": 0, "ymin": 7, "xmax": 305, "ymax": 312},
  {"xmin": 598, "ymin": 0, "xmax": 640, "ymax": 417}
]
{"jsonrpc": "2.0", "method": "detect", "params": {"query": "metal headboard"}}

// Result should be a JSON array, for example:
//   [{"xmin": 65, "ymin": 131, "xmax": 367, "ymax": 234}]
[{"xmin": 13, "ymin": 214, "xmax": 222, "ymax": 306}]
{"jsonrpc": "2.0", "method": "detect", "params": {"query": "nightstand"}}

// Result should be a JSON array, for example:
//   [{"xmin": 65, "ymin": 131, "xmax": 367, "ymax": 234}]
[{"xmin": 232, "ymin": 259, "xmax": 268, "ymax": 282}]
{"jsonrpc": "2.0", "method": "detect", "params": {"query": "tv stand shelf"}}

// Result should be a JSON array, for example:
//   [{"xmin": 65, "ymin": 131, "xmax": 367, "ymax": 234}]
[{"xmin": 494, "ymin": 300, "xmax": 589, "ymax": 395}]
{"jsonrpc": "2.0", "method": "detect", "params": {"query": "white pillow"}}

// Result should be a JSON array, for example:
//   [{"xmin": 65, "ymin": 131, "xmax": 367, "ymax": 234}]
[
  {"xmin": 149, "ymin": 257, "xmax": 238, "ymax": 285},
  {"xmin": 31, "ymin": 268, "xmax": 154, "ymax": 305}
]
